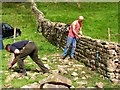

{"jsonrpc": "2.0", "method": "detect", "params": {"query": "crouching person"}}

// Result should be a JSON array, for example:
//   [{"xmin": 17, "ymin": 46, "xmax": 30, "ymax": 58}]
[{"xmin": 5, "ymin": 40, "xmax": 49, "ymax": 76}]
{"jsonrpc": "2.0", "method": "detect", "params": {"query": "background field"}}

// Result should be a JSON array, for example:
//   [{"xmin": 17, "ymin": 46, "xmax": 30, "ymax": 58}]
[{"xmin": 1, "ymin": 2, "xmax": 119, "ymax": 88}]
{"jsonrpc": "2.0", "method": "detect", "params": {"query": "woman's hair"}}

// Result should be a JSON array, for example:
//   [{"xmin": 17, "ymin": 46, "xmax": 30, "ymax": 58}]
[{"xmin": 5, "ymin": 44, "xmax": 11, "ymax": 50}]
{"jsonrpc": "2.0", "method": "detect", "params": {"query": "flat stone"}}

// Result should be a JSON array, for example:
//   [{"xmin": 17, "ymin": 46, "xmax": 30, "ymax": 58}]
[
  {"xmin": 73, "ymin": 77, "xmax": 79, "ymax": 81},
  {"xmin": 84, "ymin": 75, "xmax": 91, "ymax": 79},
  {"xmin": 52, "ymin": 70, "xmax": 59, "ymax": 74},
  {"xmin": 82, "ymin": 76, "xmax": 87, "ymax": 80},
  {"xmin": 30, "ymin": 74, "xmax": 37, "ymax": 80},
  {"xmin": 87, "ymin": 87, "xmax": 96, "ymax": 88},
  {"xmin": 4, "ymin": 84, "xmax": 12, "ymax": 88},
  {"xmin": 77, "ymin": 81, "xmax": 88, "ymax": 86},
  {"xmin": 43, "ymin": 83, "xmax": 68, "ymax": 88},
  {"xmin": 67, "ymin": 68, "xmax": 74, "ymax": 71},
  {"xmin": 39, "ymin": 73, "xmax": 72, "ymax": 89},
  {"xmin": 4, "ymin": 71, "xmax": 9, "ymax": 76},
  {"xmin": 44, "ymin": 64, "xmax": 51, "ymax": 70},
  {"xmin": 21, "ymin": 82, "xmax": 40, "ymax": 88},
  {"xmin": 71, "ymin": 72, "xmax": 78, "ymax": 77},
  {"xmin": 0, "ymin": 71, "xmax": 3, "ymax": 74},
  {"xmin": 96, "ymin": 82, "xmax": 104, "ymax": 88},
  {"xmin": 5, "ymin": 72, "xmax": 18, "ymax": 83},
  {"xmin": 68, "ymin": 62, "xmax": 74, "ymax": 66},
  {"xmin": 81, "ymin": 71, "xmax": 86, "ymax": 74},
  {"xmin": 63, "ymin": 60, "xmax": 69, "ymax": 65},
  {"xmin": 73, "ymin": 64, "xmax": 85, "ymax": 69},
  {"xmin": 111, "ymin": 79, "xmax": 120, "ymax": 84},
  {"xmin": 51, "ymin": 53, "xmax": 60, "ymax": 57},
  {"xmin": 41, "ymin": 57, "xmax": 48, "ymax": 61}
]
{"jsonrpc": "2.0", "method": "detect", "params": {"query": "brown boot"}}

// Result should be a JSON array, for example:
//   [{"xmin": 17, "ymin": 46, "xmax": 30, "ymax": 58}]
[
  {"xmin": 70, "ymin": 57, "xmax": 75, "ymax": 62},
  {"xmin": 20, "ymin": 69, "xmax": 27, "ymax": 76},
  {"xmin": 60, "ymin": 56, "xmax": 66, "ymax": 60}
]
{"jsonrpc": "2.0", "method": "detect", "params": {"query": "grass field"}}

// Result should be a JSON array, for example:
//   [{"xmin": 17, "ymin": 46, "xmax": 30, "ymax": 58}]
[
  {"xmin": 1, "ymin": 2, "xmax": 119, "ymax": 88},
  {"xmin": 36, "ymin": 2, "xmax": 118, "ymax": 42}
]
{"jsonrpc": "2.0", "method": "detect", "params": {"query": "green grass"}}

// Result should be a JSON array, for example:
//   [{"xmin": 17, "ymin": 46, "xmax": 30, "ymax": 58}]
[
  {"xmin": 36, "ymin": 2, "xmax": 118, "ymax": 42},
  {"xmin": 1, "ymin": 2, "xmax": 119, "ymax": 88}
]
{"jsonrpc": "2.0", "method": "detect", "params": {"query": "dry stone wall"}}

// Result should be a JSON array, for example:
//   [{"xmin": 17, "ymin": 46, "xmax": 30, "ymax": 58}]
[{"xmin": 31, "ymin": 2, "xmax": 120, "ymax": 84}]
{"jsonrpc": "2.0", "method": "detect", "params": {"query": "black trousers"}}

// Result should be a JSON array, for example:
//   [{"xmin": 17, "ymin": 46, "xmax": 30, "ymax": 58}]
[{"xmin": 15, "ymin": 41, "xmax": 49, "ymax": 73}]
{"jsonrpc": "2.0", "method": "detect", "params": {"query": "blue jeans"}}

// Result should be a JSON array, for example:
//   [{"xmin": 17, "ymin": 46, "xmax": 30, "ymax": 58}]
[
  {"xmin": 63, "ymin": 36, "xmax": 77, "ymax": 58},
  {"xmin": 0, "ymin": 35, "xmax": 4, "ymax": 50}
]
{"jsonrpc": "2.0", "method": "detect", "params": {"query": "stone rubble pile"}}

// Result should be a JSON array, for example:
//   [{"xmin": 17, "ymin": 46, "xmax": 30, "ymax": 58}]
[
  {"xmin": 3, "ymin": 54, "xmax": 109, "ymax": 88},
  {"xmin": 21, "ymin": 72, "xmax": 73, "ymax": 89},
  {"xmin": 31, "ymin": 2, "xmax": 120, "ymax": 84},
  {"xmin": 75, "ymin": 37, "xmax": 120, "ymax": 84},
  {"xmin": 20, "ymin": 54, "xmax": 88, "ymax": 88}
]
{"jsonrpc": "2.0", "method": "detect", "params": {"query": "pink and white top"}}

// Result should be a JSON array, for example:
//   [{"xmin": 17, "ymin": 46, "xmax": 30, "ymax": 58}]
[{"xmin": 68, "ymin": 20, "xmax": 82, "ymax": 38}]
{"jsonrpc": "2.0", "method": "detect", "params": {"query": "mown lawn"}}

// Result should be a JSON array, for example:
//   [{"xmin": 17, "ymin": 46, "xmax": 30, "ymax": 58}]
[{"xmin": 1, "ymin": 2, "xmax": 119, "ymax": 88}]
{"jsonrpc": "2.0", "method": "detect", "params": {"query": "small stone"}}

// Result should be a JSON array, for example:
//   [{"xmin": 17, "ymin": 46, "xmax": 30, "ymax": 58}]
[
  {"xmin": 96, "ymin": 82, "xmax": 104, "ymax": 88},
  {"xmin": 68, "ymin": 62, "xmax": 74, "ymax": 66},
  {"xmin": 77, "ymin": 81, "xmax": 87, "ymax": 86},
  {"xmin": 82, "ymin": 76, "xmax": 87, "ymax": 80},
  {"xmin": 41, "ymin": 57, "xmax": 48, "ymax": 61},
  {"xmin": 51, "ymin": 53, "xmax": 60, "ymax": 57},
  {"xmin": 84, "ymin": 75, "xmax": 91, "ymax": 79},
  {"xmin": 81, "ymin": 71, "xmax": 86, "ymax": 74},
  {"xmin": 67, "ymin": 68, "xmax": 74, "ymax": 71},
  {"xmin": 0, "ymin": 71, "xmax": 3, "ymax": 74},
  {"xmin": 73, "ymin": 77, "xmax": 79, "ymax": 80},
  {"xmin": 52, "ymin": 70, "xmax": 59, "ymax": 74},
  {"xmin": 74, "ymin": 69, "xmax": 78, "ymax": 72},
  {"xmin": 111, "ymin": 79, "xmax": 120, "ymax": 84},
  {"xmin": 43, "ymin": 83, "xmax": 68, "ymax": 88},
  {"xmin": 87, "ymin": 87, "xmax": 96, "ymax": 88},
  {"xmin": 39, "ymin": 73, "xmax": 72, "ymax": 88},
  {"xmin": 71, "ymin": 72, "xmax": 78, "ymax": 77},
  {"xmin": 24, "ymin": 76, "xmax": 29, "ymax": 80},
  {"xmin": 73, "ymin": 64, "xmax": 85, "ymax": 69},
  {"xmin": 44, "ymin": 64, "xmax": 51, "ymax": 70},
  {"xmin": 30, "ymin": 74, "xmax": 37, "ymax": 80},
  {"xmin": 4, "ymin": 71, "xmax": 9, "ymax": 76},
  {"xmin": 43, "ymin": 73, "xmax": 50, "ymax": 77},
  {"xmin": 21, "ymin": 82, "xmax": 40, "ymax": 88},
  {"xmin": 5, "ymin": 72, "xmax": 18, "ymax": 83},
  {"xmin": 63, "ymin": 59, "xmax": 69, "ymax": 65},
  {"xmin": 4, "ymin": 84, "xmax": 12, "ymax": 88}
]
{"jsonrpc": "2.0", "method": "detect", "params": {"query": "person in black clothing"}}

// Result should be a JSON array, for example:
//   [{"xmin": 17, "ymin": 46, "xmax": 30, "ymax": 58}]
[{"xmin": 5, "ymin": 40, "xmax": 49, "ymax": 76}]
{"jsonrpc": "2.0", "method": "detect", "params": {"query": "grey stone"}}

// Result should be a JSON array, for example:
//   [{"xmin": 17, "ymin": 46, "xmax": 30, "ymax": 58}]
[
  {"xmin": 39, "ymin": 73, "xmax": 72, "ymax": 89},
  {"xmin": 96, "ymin": 82, "xmax": 104, "ymax": 88},
  {"xmin": 5, "ymin": 72, "xmax": 18, "ymax": 83},
  {"xmin": 21, "ymin": 82, "xmax": 40, "ymax": 88},
  {"xmin": 71, "ymin": 72, "xmax": 78, "ymax": 77}
]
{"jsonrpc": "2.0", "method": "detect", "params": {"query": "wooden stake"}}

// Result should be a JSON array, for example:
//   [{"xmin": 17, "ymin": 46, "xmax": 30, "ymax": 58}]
[
  {"xmin": 8, "ymin": 27, "xmax": 16, "ymax": 66},
  {"xmin": 108, "ymin": 28, "xmax": 110, "ymax": 43},
  {"xmin": 14, "ymin": 27, "xmax": 16, "ymax": 43}
]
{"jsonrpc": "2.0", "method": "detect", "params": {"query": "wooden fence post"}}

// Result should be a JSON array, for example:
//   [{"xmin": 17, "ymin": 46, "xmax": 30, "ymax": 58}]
[
  {"xmin": 8, "ymin": 27, "xmax": 16, "ymax": 66},
  {"xmin": 14, "ymin": 27, "xmax": 16, "ymax": 43},
  {"xmin": 108, "ymin": 28, "xmax": 110, "ymax": 43}
]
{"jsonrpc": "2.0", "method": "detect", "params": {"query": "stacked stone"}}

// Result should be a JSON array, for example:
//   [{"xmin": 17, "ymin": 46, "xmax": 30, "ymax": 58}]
[
  {"xmin": 41, "ymin": 19, "xmax": 68, "ymax": 47},
  {"xmin": 40, "ymin": 19, "xmax": 120, "ymax": 84},
  {"xmin": 31, "ymin": 2, "xmax": 120, "ymax": 84},
  {"xmin": 106, "ymin": 44, "xmax": 120, "ymax": 84},
  {"xmin": 75, "ymin": 37, "xmax": 120, "ymax": 84}
]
